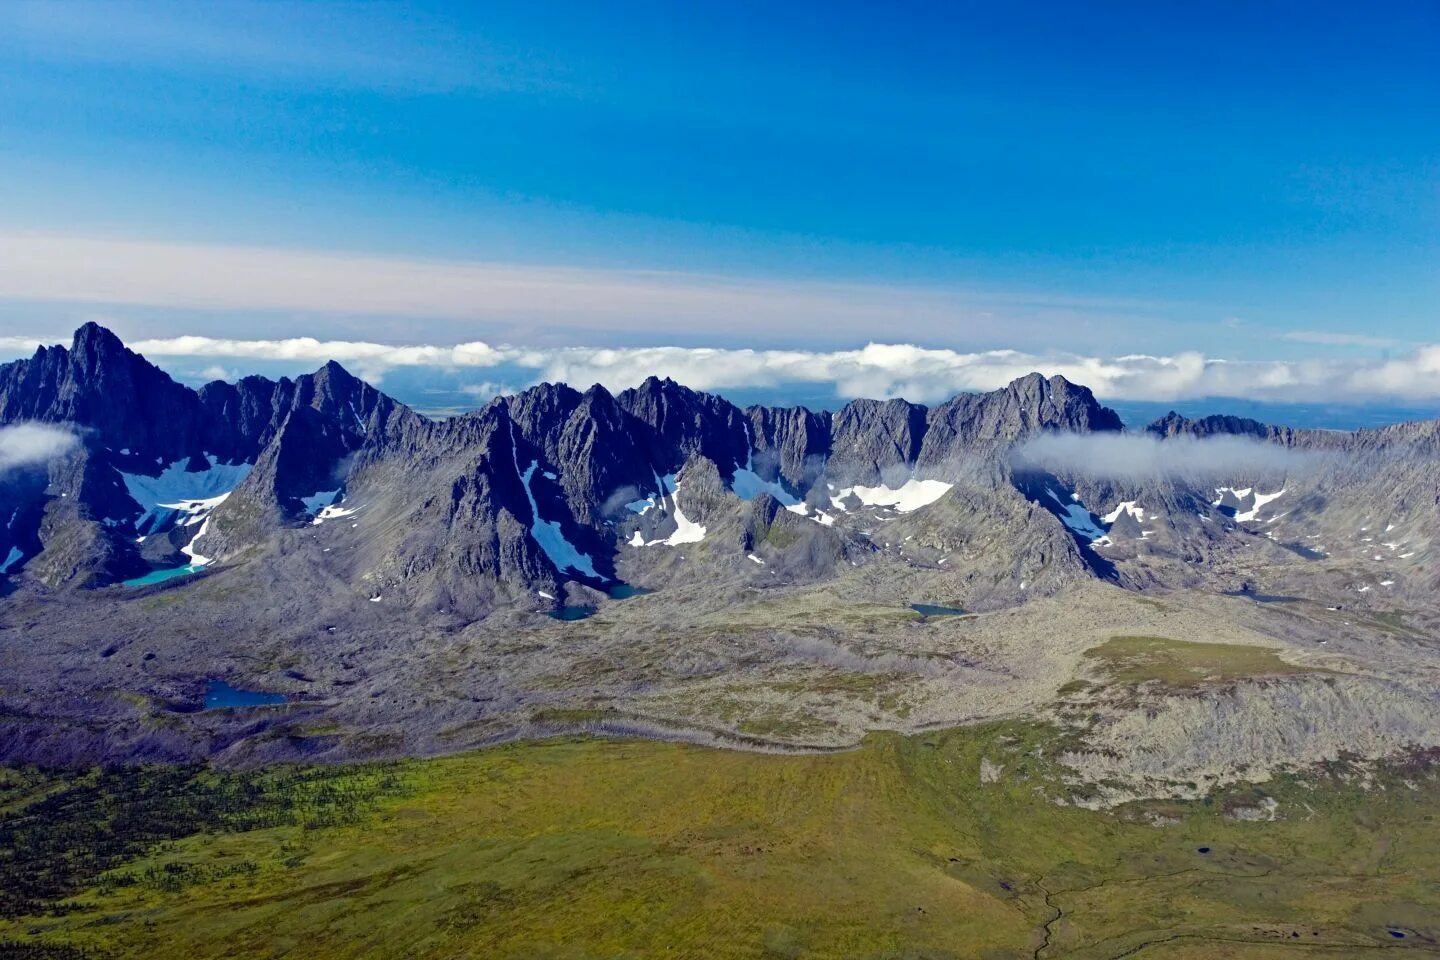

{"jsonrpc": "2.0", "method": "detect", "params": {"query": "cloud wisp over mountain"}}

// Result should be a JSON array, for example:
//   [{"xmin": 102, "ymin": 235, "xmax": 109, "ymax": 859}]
[
  {"xmin": 1011, "ymin": 432, "xmax": 1318, "ymax": 481},
  {"xmin": 5, "ymin": 332, "xmax": 1438, "ymax": 408},
  {"xmin": 0, "ymin": 423, "xmax": 81, "ymax": 473}
]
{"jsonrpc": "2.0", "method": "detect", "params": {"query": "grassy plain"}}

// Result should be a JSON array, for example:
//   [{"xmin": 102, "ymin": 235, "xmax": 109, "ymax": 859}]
[
  {"xmin": 2, "ymin": 719, "xmax": 1438, "ymax": 959},
  {"xmin": 1083, "ymin": 636, "xmax": 1321, "ymax": 689}
]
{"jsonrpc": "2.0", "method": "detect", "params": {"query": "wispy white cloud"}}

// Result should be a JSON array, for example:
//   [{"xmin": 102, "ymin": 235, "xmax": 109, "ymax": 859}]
[
  {"xmin": 0, "ymin": 232, "xmax": 1163, "ymax": 348},
  {"xmin": 194, "ymin": 364, "xmax": 239, "ymax": 382},
  {"xmin": 458, "ymin": 382, "xmax": 519, "ymax": 400},
  {"xmin": 7, "ymin": 331, "xmax": 1439, "ymax": 406},
  {"xmin": 1012, "ymin": 432, "xmax": 1316, "ymax": 480},
  {"xmin": 1280, "ymin": 329, "xmax": 1407, "ymax": 349},
  {"xmin": 0, "ymin": 423, "xmax": 80, "ymax": 472}
]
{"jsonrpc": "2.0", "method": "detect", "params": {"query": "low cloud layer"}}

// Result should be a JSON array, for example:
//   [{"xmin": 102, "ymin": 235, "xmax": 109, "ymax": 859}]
[
  {"xmin": 0, "ymin": 423, "xmax": 80, "ymax": 472},
  {"xmin": 5, "ymin": 331, "xmax": 1440, "ymax": 407},
  {"xmin": 119, "ymin": 336, "xmax": 1440, "ymax": 406},
  {"xmin": 1011, "ymin": 432, "xmax": 1315, "ymax": 481}
]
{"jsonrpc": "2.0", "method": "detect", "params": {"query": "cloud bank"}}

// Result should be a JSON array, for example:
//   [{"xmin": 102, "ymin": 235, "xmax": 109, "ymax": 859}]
[
  {"xmin": 0, "ymin": 423, "xmax": 80, "ymax": 472},
  {"xmin": 57, "ymin": 335, "xmax": 1440, "ymax": 406},
  {"xmin": 1011, "ymin": 432, "xmax": 1315, "ymax": 481},
  {"xmin": 5, "ymin": 330, "xmax": 1440, "ymax": 406}
]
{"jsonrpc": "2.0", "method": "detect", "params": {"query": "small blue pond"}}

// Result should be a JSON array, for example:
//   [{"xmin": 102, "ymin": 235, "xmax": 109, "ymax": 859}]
[
  {"xmin": 122, "ymin": 564, "xmax": 206, "ymax": 587},
  {"xmin": 607, "ymin": 584, "xmax": 653, "ymax": 600},
  {"xmin": 204, "ymin": 680, "xmax": 287, "ymax": 710},
  {"xmin": 911, "ymin": 603, "xmax": 966, "ymax": 618},
  {"xmin": 1223, "ymin": 589, "xmax": 1300, "ymax": 604},
  {"xmin": 549, "ymin": 606, "xmax": 595, "ymax": 621}
]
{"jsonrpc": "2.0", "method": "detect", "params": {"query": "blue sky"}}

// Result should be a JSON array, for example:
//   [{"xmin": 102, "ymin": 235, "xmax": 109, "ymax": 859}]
[{"xmin": 0, "ymin": 1, "xmax": 1436, "ymax": 414}]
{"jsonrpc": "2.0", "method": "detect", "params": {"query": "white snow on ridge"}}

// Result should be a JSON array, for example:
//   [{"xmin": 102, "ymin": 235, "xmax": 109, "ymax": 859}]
[
  {"xmin": 646, "ymin": 489, "xmax": 708, "ymax": 546},
  {"xmin": 505, "ymin": 419, "xmax": 604, "ymax": 580},
  {"xmin": 1101, "ymin": 501, "xmax": 1146, "ymax": 524},
  {"xmin": 1213, "ymin": 486, "xmax": 1286, "ymax": 523},
  {"xmin": 180, "ymin": 516, "xmax": 214, "ymax": 566},
  {"xmin": 785, "ymin": 502, "xmax": 836, "ymax": 526},
  {"xmin": 1239, "ymin": 488, "xmax": 1285, "ymax": 522},
  {"xmin": 832, "ymin": 478, "xmax": 953, "ymax": 514},
  {"xmin": 160, "ymin": 492, "xmax": 231, "ymax": 527},
  {"xmin": 312, "ymin": 504, "xmax": 358, "ymax": 525},
  {"xmin": 629, "ymin": 486, "xmax": 708, "ymax": 547},
  {"xmin": 519, "ymin": 459, "xmax": 603, "ymax": 578},
  {"xmin": 625, "ymin": 473, "xmax": 677, "ymax": 515},
  {"xmin": 658, "ymin": 498, "xmax": 707, "ymax": 545}
]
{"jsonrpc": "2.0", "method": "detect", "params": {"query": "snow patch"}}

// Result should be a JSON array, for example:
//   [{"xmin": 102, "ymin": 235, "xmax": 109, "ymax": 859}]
[
  {"xmin": 1046, "ymin": 487, "xmax": 1110, "ymax": 544},
  {"xmin": 117, "ymin": 463, "xmax": 239, "ymax": 536},
  {"xmin": 1214, "ymin": 486, "xmax": 1285, "ymax": 523},
  {"xmin": 730, "ymin": 422, "xmax": 802, "ymax": 506},
  {"xmin": 1101, "ymin": 501, "xmax": 1146, "ymax": 524},
  {"xmin": 301, "ymin": 489, "xmax": 343, "ymax": 516},
  {"xmin": 747, "ymin": 553, "xmax": 765, "ymax": 565},
  {"xmin": 625, "ymin": 473, "xmax": 677, "ymax": 515},
  {"xmin": 632, "ymin": 487, "xmax": 708, "ymax": 547},
  {"xmin": 120, "ymin": 455, "xmax": 251, "ymax": 533},
  {"xmin": 520, "ymin": 460, "xmax": 603, "ymax": 578},
  {"xmin": 656, "ymin": 494, "xmax": 707, "ymax": 545},
  {"xmin": 180, "ymin": 516, "xmax": 214, "ymax": 567},
  {"xmin": 312, "ymin": 504, "xmax": 358, "ymax": 525},
  {"xmin": 508, "ymin": 424, "xmax": 604, "ymax": 580},
  {"xmin": 832, "ymin": 478, "xmax": 953, "ymax": 514},
  {"xmin": 1, "ymin": 546, "xmax": 23, "ymax": 573},
  {"xmin": 784, "ymin": 502, "xmax": 836, "ymax": 527}
]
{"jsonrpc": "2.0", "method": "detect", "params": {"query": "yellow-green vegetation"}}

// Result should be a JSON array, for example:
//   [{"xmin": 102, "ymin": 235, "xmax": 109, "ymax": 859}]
[
  {"xmin": 3, "ymin": 723, "xmax": 1438, "ymax": 959},
  {"xmin": 1085, "ymin": 635, "xmax": 1319, "ymax": 689}
]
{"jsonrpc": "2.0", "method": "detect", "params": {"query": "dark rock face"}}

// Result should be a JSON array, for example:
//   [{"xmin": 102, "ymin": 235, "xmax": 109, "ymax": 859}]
[
  {"xmin": 829, "ymin": 398, "xmax": 929, "ymax": 484},
  {"xmin": 1144, "ymin": 411, "xmax": 1295, "ymax": 444},
  {"xmin": 922, "ymin": 373, "xmax": 1123, "ymax": 459},
  {"xmin": 0, "ymin": 323, "xmax": 211, "ymax": 463},
  {"xmin": 746, "ymin": 406, "xmax": 831, "ymax": 490},
  {"xmin": 617, "ymin": 377, "xmax": 751, "ymax": 477}
]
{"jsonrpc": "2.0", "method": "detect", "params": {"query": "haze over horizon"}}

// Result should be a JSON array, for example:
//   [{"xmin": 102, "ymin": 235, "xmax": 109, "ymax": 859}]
[{"xmin": 1, "ymin": 1, "xmax": 1435, "ymax": 419}]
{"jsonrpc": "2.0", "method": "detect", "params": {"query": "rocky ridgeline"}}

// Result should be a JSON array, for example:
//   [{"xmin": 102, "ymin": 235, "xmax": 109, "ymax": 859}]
[{"xmin": 2, "ymin": 323, "xmax": 1436, "ymax": 616}]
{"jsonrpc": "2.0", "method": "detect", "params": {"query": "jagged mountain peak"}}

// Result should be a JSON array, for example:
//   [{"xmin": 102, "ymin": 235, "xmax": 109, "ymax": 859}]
[{"xmin": 70, "ymin": 319, "xmax": 130, "ymax": 360}]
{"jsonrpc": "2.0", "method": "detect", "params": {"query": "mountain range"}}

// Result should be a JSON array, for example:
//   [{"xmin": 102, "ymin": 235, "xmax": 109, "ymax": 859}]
[{"xmin": 2, "ymin": 323, "xmax": 1436, "ymax": 616}]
